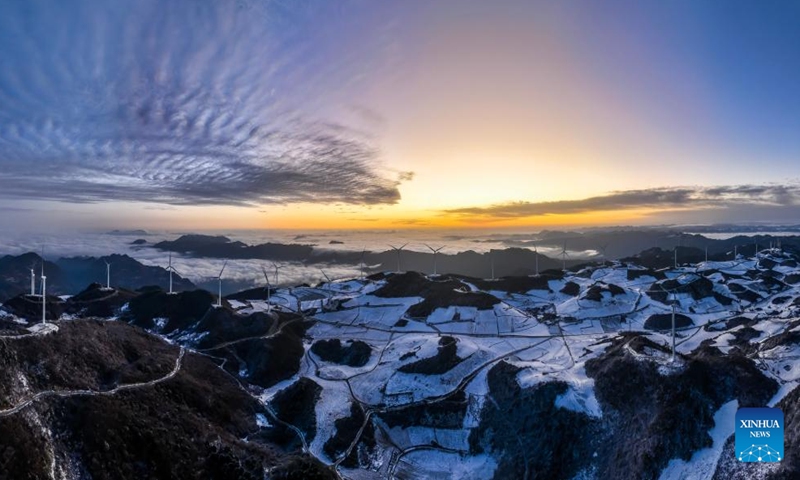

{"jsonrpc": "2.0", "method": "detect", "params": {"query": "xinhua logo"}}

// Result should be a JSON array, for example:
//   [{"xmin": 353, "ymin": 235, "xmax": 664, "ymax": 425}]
[{"xmin": 735, "ymin": 407, "xmax": 783, "ymax": 462}]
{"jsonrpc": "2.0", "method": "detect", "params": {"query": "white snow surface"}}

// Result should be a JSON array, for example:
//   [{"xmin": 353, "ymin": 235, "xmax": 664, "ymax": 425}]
[{"xmin": 148, "ymin": 250, "xmax": 800, "ymax": 479}]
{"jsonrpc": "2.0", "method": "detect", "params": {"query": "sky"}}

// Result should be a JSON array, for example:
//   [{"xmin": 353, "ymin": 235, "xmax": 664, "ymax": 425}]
[{"xmin": 1, "ymin": 0, "xmax": 800, "ymax": 232}]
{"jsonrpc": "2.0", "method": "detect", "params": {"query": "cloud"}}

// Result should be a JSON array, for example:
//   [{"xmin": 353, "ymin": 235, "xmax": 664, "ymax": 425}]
[
  {"xmin": 0, "ymin": 0, "xmax": 409, "ymax": 207},
  {"xmin": 441, "ymin": 184, "xmax": 800, "ymax": 219}
]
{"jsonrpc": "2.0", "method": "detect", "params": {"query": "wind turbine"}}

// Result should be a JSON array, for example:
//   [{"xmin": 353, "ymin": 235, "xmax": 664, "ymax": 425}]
[
  {"xmin": 490, "ymin": 250, "xmax": 496, "ymax": 280},
  {"xmin": 359, "ymin": 247, "xmax": 367, "ymax": 280},
  {"xmin": 673, "ymin": 247, "xmax": 678, "ymax": 269},
  {"xmin": 261, "ymin": 266, "xmax": 272, "ymax": 309},
  {"xmin": 657, "ymin": 284, "xmax": 677, "ymax": 363},
  {"xmin": 216, "ymin": 260, "xmax": 228, "ymax": 308},
  {"xmin": 319, "ymin": 268, "xmax": 332, "ymax": 284},
  {"xmin": 559, "ymin": 242, "xmax": 569, "ymax": 271},
  {"xmin": 532, "ymin": 242, "xmax": 539, "ymax": 276},
  {"xmin": 40, "ymin": 247, "xmax": 46, "ymax": 324},
  {"xmin": 270, "ymin": 262, "xmax": 286, "ymax": 285},
  {"xmin": 704, "ymin": 246, "xmax": 708, "ymax": 263},
  {"xmin": 668, "ymin": 291, "xmax": 676, "ymax": 363},
  {"xmin": 598, "ymin": 243, "xmax": 609, "ymax": 263},
  {"xmin": 388, "ymin": 243, "xmax": 407, "ymax": 273},
  {"xmin": 424, "ymin": 244, "xmax": 444, "ymax": 275},
  {"xmin": 29, "ymin": 265, "xmax": 36, "ymax": 296},
  {"xmin": 40, "ymin": 273, "xmax": 47, "ymax": 324},
  {"xmin": 104, "ymin": 260, "xmax": 112, "ymax": 289},
  {"xmin": 165, "ymin": 253, "xmax": 180, "ymax": 294}
]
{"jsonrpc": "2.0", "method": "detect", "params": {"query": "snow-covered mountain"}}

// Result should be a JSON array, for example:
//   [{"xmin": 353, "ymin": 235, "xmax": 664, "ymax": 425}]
[{"xmin": 2, "ymin": 247, "xmax": 799, "ymax": 479}]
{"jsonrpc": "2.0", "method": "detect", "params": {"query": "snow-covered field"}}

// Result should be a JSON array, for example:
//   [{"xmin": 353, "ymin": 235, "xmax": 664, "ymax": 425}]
[{"xmin": 198, "ymin": 249, "xmax": 800, "ymax": 478}]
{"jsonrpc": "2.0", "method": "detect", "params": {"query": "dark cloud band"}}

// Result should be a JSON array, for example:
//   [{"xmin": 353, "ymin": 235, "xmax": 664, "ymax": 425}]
[{"xmin": 442, "ymin": 184, "xmax": 800, "ymax": 219}]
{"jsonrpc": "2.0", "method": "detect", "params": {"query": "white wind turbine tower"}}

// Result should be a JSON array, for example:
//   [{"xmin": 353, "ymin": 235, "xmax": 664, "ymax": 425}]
[
  {"xmin": 424, "ymin": 244, "xmax": 445, "ymax": 276},
  {"xmin": 40, "ymin": 250, "xmax": 47, "ymax": 324},
  {"xmin": 532, "ymin": 242, "xmax": 539, "ymax": 276},
  {"xmin": 165, "ymin": 253, "xmax": 180, "ymax": 294},
  {"xmin": 559, "ymin": 242, "xmax": 569, "ymax": 271},
  {"xmin": 261, "ymin": 266, "xmax": 272, "ymax": 310},
  {"xmin": 656, "ymin": 283, "xmax": 678, "ymax": 363},
  {"xmin": 359, "ymin": 247, "xmax": 367, "ymax": 280},
  {"xmin": 388, "ymin": 243, "xmax": 407, "ymax": 273},
  {"xmin": 598, "ymin": 243, "xmax": 609, "ymax": 263},
  {"xmin": 30, "ymin": 265, "xmax": 36, "ymax": 296},
  {"xmin": 754, "ymin": 241, "xmax": 760, "ymax": 268},
  {"xmin": 104, "ymin": 260, "xmax": 112, "ymax": 290},
  {"xmin": 216, "ymin": 260, "xmax": 228, "ymax": 308},
  {"xmin": 270, "ymin": 262, "xmax": 286, "ymax": 286}
]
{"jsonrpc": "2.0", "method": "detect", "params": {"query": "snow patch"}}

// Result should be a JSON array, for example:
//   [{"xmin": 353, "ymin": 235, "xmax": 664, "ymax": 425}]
[{"xmin": 658, "ymin": 399, "xmax": 738, "ymax": 480}]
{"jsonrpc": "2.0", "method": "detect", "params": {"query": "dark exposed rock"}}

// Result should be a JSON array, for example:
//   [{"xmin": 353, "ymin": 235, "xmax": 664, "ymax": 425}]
[
  {"xmin": 63, "ymin": 283, "xmax": 138, "ymax": 318},
  {"xmin": 644, "ymin": 313, "xmax": 694, "ymax": 330},
  {"xmin": 225, "ymin": 286, "xmax": 274, "ymax": 302},
  {"xmin": 398, "ymin": 336, "xmax": 463, "ymax": 375},
  {"xmin": 265, "ymin": 378, "xmax": 322, "ymax": 450},
  {"xmin": 586, "ymin": 336, "xmax": 777, "ymax": 480},
  {"xmin": 463, "ymin": 274, "xmax": 557, "ymax": 293},
  {"xmin": 583, "ymin": 283, "xmax": 626, "ymax": 302},
  {"xmin": 310, "ymin": 339, "xmax": 371, "ymax": 367},
  {"xmin": 626, "ymin": 267, "xmax": 660, "ymax": 281},
  {"xmin": 0, "ymin": 320, "xmax": 325, "ymax": 480},
  {"xmin": 3, "ymin": 293, "xmax": 64, "ymax": 321},
  {"xmin": 125, "ymin": 289, "xmax": 214, "ymax": 333},
  {"xmin": 323, "ymin": 402, "xmax": 376, "ymax": 468},
  {"xmin": 784, "ymin": 273, "xmax": 800, "ymax": 285},
  {"xmin": 373, "ymin": 272, "xmax": 500, "ymax": 317},
  {"xmin": 727, "ymin": 283, "xmax": 762, "ymax": 303},
  {"xmin": 469, "ymin": 361, "xmax": 598, "ymax": 480},
  {"xmin": 772, "ymin": 296, "xmax": 792, "ymax": 305},
  {"xmin": 560, "ymin": 281, "xmax": 580, "ymax": 296},
  {"xmin": 379, "ymin": 390, "xmax": 468, "ymax": 430},
  {"xmin": 192, "ymin": 309, "xmax": 276, "ymax": 350},
  {"xmin": 268, "ymin": 455, "xmax": 337, "ymax": 480},
  {"xmin": 209, "ymin": 316, "xmax": 309, "ymax": 388}
]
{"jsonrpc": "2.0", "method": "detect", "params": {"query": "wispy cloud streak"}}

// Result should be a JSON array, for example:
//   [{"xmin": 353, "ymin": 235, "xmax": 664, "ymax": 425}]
[{"xmin": 0, "ymin": 0, "xmax": 409, "ymax": 206}]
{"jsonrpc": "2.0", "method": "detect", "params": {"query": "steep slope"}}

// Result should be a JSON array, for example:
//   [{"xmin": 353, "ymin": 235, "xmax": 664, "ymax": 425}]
[{"xmin": 0, "ymin": 320, "xmax": 335, "ymax": 480}]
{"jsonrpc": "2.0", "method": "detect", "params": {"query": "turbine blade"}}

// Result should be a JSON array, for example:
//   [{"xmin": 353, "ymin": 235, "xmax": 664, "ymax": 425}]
[
  {"xmin": 219, "ymin": 260, "xmax": 228, "ymax": 277},
  {"xmin": 261, "ymin": 266, "xmax": 271, "ymax": 284}
]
